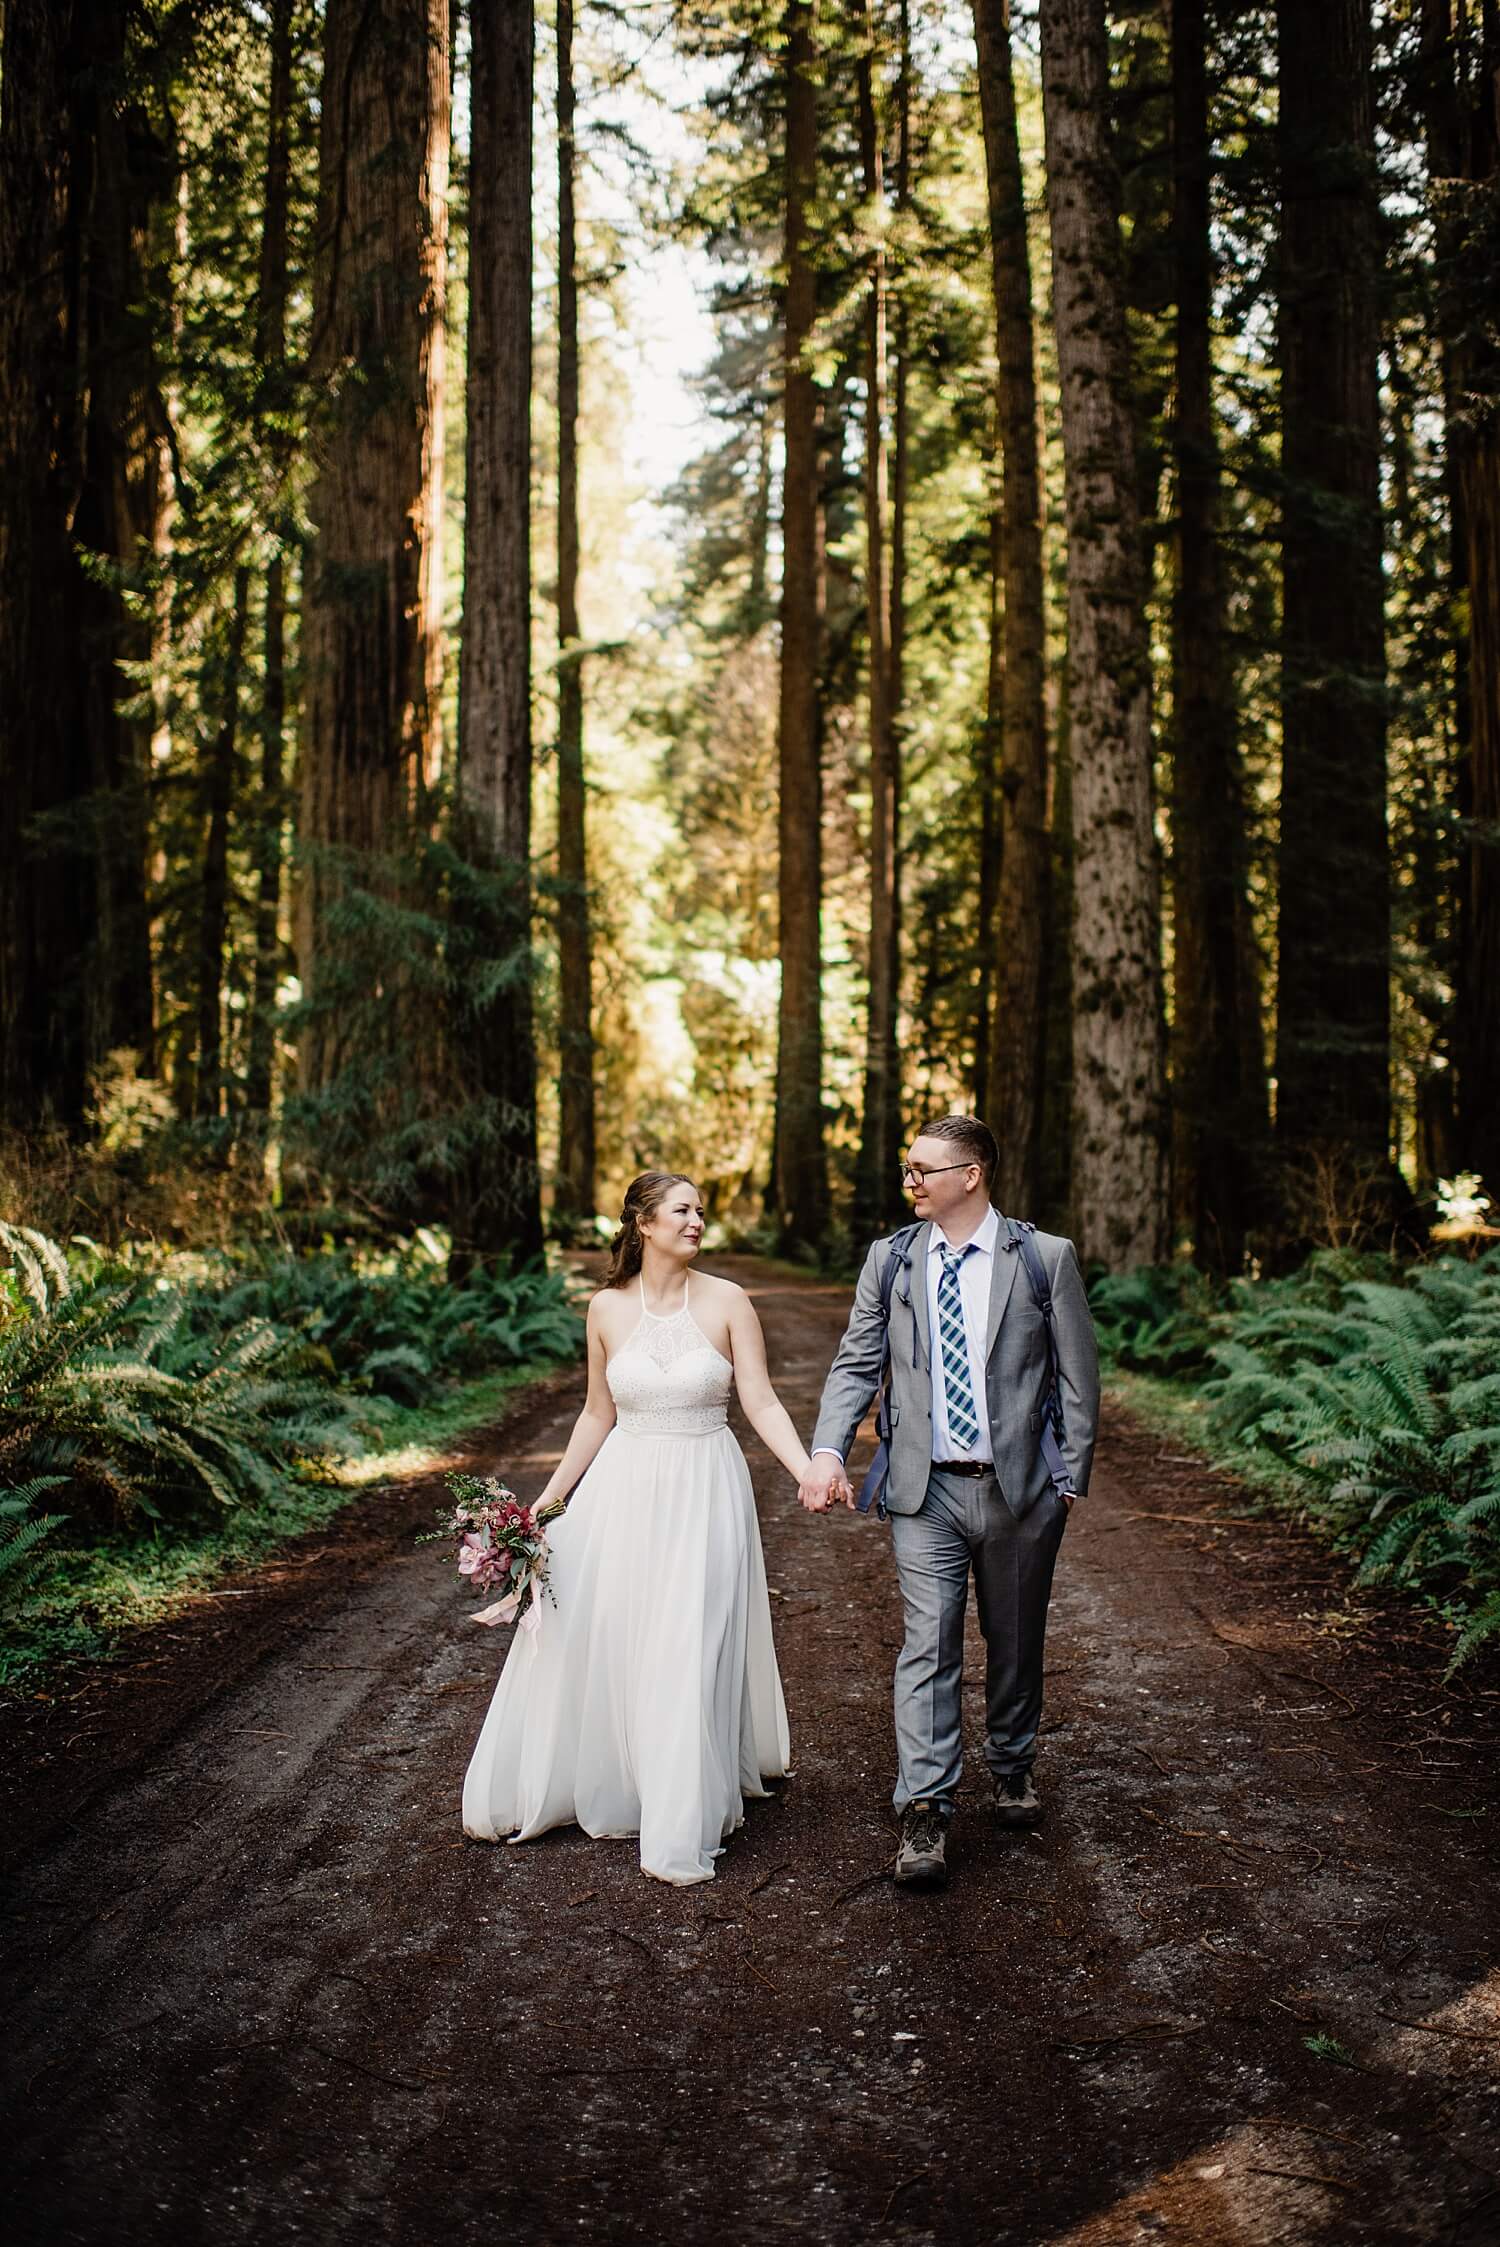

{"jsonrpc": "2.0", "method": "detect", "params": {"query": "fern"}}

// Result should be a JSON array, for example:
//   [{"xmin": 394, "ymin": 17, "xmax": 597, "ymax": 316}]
[
  {"xmin": 1447, "ymin": 1588, "xmax": 1500, "ymax": 1672},
  {"xmin": 0, "ymin": 1236, "xmax": 356, "ymax": 1524},
  {"xmin": 0, "ymin": 1477, "xmax": 68, "ymax": 1617},
  {"xmin": 1201, "ymin": 1247, "xmax": 1500, "ymax": 1671},
  {"xmin": 1088, "ymin": 1264, "xmax": 1224, "ymax": 1379}
]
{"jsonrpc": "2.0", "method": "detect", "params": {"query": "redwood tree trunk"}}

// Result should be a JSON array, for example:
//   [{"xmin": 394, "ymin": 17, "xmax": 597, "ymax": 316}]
[
  {"xmin": 553, "ymin": 0, "xmax": 597, "ymax": 1234},
  {"xmin": 851, "ymin": 0, "xmax": 900, "ymax": 1241},
  {"xmin": 246, "ymin": 0, "xmax": 298, "ymax": 1124},
  {"xmin": 1168, "ymin": 0, "xmax": 1267, "ymax": 1271},
  {"xmin": 0, "ymin": 0, "xmax": 162, "ymax": 1131},
  {"xmin": 975, "ymin": 494, "xmax": 1002, "ymax": 1115},
  {"xmin": 1424, "ymin": 2, "xmax": 1500, "ymax": 1193},
  {"xmin": 451, "ymin": 0, "xmax": 543, "ymax": 1262},
  {"xmin": 0, "ymin": 0, "xmax": 94, "ymax": 1131},
  {"xmin": 299, "ymin": 0, "xmax": 449, "ymax": 1095},
  {"xmin": 196, "ymin": 571, "xmax": 250, "ymax": 1121},
  {"xmin": 1039, "ymin": 0, "xmax": 1169, "ymax": 1268},
  {"xmin": 885, "ymin": 0, "xmax": 911, "ymax": 1186},
  {"xmin": 1274, "ymin": 0, "xmax": 1391, "ymax": 1223},
  {"xmin": 974, "ymin": 0, "xmax": 1050, "ymax": 1220},
  {"xmin": 73, "ymin": 3, "xmax": 161, "ymax": 1081},
  {"xmin": 772, "ymin": 0, "xmax": 829, "ymax": 1248}
]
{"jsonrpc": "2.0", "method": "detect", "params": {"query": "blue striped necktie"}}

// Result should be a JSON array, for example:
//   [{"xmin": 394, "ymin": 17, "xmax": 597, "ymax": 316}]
[{"xmin": 937, "ymin": 1243, "xmax": 981, "ymax": 1453}]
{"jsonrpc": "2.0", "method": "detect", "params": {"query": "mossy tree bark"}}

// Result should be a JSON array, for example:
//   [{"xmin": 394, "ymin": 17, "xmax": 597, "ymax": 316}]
[{"xmin": 1038, "ymin": 0, "xmax": 1169, "ymax": 1268}]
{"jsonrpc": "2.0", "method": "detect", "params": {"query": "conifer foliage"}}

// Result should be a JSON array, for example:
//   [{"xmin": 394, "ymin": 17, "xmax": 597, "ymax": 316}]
[{"xmin": 0, "ymin": 0, "xmax": 1497, "ymax": 1275}]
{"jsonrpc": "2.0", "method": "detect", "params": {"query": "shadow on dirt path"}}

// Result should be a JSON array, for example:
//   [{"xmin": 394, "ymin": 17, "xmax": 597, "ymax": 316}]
[{"xmin": 3, "ymin": 1257, "xmax": 1498, "ymax": 2246}]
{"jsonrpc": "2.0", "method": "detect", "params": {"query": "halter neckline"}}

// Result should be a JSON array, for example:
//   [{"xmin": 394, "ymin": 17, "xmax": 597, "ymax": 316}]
[{"xmin": 638, "ymin": 1272, "xmax": 691, "ymax": 1321}]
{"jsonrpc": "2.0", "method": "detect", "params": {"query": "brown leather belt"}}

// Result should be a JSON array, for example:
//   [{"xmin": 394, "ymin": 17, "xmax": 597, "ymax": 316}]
[{"xmin": 932, "ymin": 1459, "xmax": 991, "ymax": 1478}]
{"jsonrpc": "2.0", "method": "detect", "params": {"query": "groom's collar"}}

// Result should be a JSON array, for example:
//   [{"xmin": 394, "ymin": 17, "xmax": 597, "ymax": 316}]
[{"xmin": 926, "ymin": 1202, "xmax": 1001, "ymax": 1260}]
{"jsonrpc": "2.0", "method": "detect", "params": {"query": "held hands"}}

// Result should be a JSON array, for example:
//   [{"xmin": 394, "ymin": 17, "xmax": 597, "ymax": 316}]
[{"xmin": 798, "ymin": 1452, "xmax": 854, "ymax": 1514}]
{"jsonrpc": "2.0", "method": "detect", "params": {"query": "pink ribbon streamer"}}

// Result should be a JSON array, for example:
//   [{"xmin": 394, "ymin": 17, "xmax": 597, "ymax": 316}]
[{"xmin": 467, "ymin": 1533, "xmax": 549, "ymax": 1635}]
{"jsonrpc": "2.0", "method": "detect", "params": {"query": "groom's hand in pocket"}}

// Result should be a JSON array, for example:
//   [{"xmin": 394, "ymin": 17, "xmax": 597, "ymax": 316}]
[{"xmin": 799, "ymin": 1452, "xmax": 852, "ymax": 1513}]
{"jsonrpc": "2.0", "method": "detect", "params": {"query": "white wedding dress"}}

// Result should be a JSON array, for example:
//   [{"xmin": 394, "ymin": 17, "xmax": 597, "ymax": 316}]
[{"xmin": 461, "ymin": 1277, "xmax": 792, "ymax": 1884}]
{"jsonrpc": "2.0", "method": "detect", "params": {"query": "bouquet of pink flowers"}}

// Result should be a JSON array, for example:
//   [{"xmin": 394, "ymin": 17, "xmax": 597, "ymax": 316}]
[{"xmin": 429, "ymin": 1471, "xmax": 563, "ymax": 1631}]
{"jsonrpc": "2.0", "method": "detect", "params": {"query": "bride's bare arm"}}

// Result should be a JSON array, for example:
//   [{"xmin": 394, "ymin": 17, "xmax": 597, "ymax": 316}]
[
  {"xmin": 725, "ymin": 1288, "xmax": 812, "ymax": 1486},
  {"xmin": 536, "ymin": 1297, "xmax": 618, "ymax": 1510}
]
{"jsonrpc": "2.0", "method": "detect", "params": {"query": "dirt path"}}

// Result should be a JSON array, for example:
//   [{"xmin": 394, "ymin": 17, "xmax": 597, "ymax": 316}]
[{"xmin": 3, "ymin": 1258, "xmax": 1498, "ymax": 2247}]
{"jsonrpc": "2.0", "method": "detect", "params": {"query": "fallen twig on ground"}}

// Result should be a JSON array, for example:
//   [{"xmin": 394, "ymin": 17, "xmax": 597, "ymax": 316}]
[{"xmin": 1246, "ymin": 2165, "xmax": 1355, "ymax": 2195}]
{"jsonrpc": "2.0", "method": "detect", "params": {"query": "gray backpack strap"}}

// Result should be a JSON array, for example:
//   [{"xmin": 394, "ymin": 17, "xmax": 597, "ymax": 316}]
[
  {"xmin": 1007, "ymin": 1218, "xmax": 1074, "ymax": 1501},
  {"xmin": 855, "ymin": 1224, "xmax": 922, "ymax": 1519}
]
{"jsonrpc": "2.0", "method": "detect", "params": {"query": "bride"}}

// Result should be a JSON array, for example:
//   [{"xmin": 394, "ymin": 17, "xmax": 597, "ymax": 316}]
[{"xmin": 461, "ymin": 1171, "xmax": 807, "ymax": 1885}]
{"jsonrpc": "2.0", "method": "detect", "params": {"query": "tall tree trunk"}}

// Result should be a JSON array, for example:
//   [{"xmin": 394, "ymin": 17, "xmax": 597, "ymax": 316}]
[
  {"xmin": 0, "ymin": 0, "xmax": 165, "ymax": 1133},
  {"xmin": 298, "ymin": 0, "xmax": 449, "ymax": 1096},
  {"xmin": 196, "ymin": 570, "xmax": 251, "ymax": 1122},
  {"xmin": 885, "ymin": 0, "xmax": 911, "ymax": 1182},
  {"xmin": 1168, "ymin": 0, "xmax": 1267, "ymax": 1271},
  {"xmin": 553, "ymin": 0, "xmax": 597, "ymax": 1234},
  {"xmin": 0, "ymin": 1, "xmax": 95, "ymax": 1132},
  {"xmin": 451, "ymin": 0, "xmax": 543, "ymax": 1264},
  {"xmin": 1424, "ymin": 1, "xmax": 1500, "ymax": 1194},
  {"xmin": 749, "ymin": 405, "xmax": 774, "ymax": 620},
  {"xmin": 773, "ymin": 0, "xmax": 829, "ymax": 1248},
  {"xmin": 1274, "ymin": 0, "xmax": 1390, "ymax": 1228},
  {"xmin": 1039, "ymin": 0, "xmax": 1169, "ymax": 1268},
  {"xmin": 246, "ymin": 0, "xmax": 298, "ymax": 1124},
  {"xmin": 851, "ymin": 0, "xmax": 899, "ymax": 1241},
  {"xmin": 74, "ymin": 4, "xmax": 161, "ymax": 1081},
  {"xmin": 974, "ymin": 493, "xmax": 1002, "ymax": 1114},
  {"xmin": 974, "ymin": 0, "xmax": 1050, "ymax": 1220}
]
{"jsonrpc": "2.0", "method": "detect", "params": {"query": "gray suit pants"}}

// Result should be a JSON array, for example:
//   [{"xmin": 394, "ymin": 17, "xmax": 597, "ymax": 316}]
[{"xmin": 887, "ymin": 1465, "xmax": 1067, "ymax": 1814}]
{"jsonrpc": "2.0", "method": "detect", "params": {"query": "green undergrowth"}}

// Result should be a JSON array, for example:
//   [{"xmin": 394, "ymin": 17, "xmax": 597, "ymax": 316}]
[
  {"xmin": 1092, "ymin": 1249, "xmax": 1500, "ymax": 1674},
  {"xmin": 0, "ymin": 1362, "xmax": 550, "ymax": 1698},
  {"xmin": 0, "ymin": 1224, "xmax": 584, "ymax": 1698}
]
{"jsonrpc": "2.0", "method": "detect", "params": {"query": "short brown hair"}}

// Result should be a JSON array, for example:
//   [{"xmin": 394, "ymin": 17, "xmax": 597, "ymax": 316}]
[{"xmin": 917, "ymin": 1113, "xmax": 998, "ymax": 1191}]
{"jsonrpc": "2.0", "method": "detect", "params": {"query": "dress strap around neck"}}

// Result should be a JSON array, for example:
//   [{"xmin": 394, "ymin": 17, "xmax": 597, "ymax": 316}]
[{"xmin": 639, "ymin": 1270, "xmax": 689, "ymax": 1320}]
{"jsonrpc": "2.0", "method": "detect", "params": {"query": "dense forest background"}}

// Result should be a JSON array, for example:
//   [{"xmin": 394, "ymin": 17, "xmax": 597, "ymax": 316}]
[{"xmin": 2, "ymin": 0, "xmax": 1497, "ymax": 1278}]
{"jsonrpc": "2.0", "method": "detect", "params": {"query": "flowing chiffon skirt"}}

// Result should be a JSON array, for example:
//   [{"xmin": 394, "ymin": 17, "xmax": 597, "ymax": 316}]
[{"xmin": 461, "ymin": 1421, "xmax": 791, "ymax": 1885}]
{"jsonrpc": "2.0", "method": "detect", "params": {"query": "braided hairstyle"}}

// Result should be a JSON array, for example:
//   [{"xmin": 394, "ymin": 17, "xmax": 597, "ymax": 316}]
[{"xmin": 603, "ymin": 1172, "xmax": 696, "ymax": 1287}]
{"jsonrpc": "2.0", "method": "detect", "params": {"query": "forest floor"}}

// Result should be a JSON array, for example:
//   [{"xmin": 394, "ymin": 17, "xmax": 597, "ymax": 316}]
[{"xmin": 3, "ymin": 1257, "xmax": 1498, "ymax": 2247}]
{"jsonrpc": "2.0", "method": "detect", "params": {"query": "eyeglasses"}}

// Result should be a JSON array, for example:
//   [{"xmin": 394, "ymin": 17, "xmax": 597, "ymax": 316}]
[{"xmin": 897, "ymin": 1161, "xmax": 973, "ymax": 1183}]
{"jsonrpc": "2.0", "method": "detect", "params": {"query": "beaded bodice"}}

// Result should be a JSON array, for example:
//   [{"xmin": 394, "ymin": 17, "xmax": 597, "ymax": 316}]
[{"xmin": 608, "ymin": 1280, "xmax": 732, "ymax": 1437}]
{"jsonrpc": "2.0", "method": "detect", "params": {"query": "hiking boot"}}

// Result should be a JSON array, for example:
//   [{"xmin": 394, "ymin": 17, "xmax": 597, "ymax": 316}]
[
  {"xmin": 993, "ymin": 1768, "xmax": 1043, "ymax": 1828},
  {"xmin": 894, "ymin": 1801, "xmax": 949, "ymax": 1888}
]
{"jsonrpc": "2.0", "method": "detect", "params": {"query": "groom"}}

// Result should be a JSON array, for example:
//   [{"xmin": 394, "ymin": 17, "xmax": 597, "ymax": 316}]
[{"xmin": 799, "ymin": 1114, "xmax": 1099, "ymax": 1890}]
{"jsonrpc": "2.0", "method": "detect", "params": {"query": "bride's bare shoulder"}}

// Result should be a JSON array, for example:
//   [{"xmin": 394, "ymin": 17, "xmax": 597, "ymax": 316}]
[{"xmin": 692, "ymin": 1270, "xmax": 747, "ymax": 1309}]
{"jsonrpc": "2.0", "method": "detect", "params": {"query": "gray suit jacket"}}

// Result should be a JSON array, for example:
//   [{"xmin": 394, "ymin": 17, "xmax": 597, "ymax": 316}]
[{"xmin": 810, "ymin": 1216, "xmax": 1101, "ymax": 1518}]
